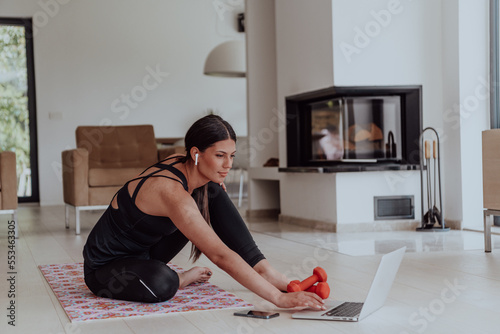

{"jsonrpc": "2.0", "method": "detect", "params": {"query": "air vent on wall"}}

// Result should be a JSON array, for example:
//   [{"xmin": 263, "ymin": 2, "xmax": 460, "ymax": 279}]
[{"xmin": 374, "ymin": 196, "xmax": 414, "ymax": 220}]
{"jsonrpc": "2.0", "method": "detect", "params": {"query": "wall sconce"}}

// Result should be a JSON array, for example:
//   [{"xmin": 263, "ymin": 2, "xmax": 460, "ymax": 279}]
[{"xmin": 203, "ymin": 40, "xmax": 246, "ymax": 78}]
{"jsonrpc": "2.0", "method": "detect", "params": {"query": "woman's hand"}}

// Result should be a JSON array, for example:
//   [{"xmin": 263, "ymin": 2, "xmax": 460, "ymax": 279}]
[{"xmin": 275, "ymin": 291, "xmax": 326, "ymax": 310}]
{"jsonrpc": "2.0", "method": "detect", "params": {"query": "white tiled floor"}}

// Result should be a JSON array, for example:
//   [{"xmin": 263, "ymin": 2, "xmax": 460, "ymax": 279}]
[
  {"xmin": 1, "ymin": 204, "xmax": 499, "ymax": 334},
  {"xmin": 248, "ymin": 219, "xmax": 499, "ymax": 256}
]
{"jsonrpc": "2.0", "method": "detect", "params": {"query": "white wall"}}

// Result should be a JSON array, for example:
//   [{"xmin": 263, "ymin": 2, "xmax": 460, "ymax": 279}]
[
  {"xmin": 280, "ymin": 173, "xmax": 337, "ymax": 223},
  {"xmin": 245, "ymin": 0, "xmax": 281, "ymax": 212},
  {"xmin": 0, "ymin": 0, "xmax": 247, "ymax": 205},
  {"xmin": 441, "ymin": 0, "xmax": 489, "ymax": 230},
  {"xmin": 245, "ymin": 0, "xmax": 278, "ymax": 168},
  {"xmin": 274, "ymin": 0, "xmax": 339, "ymax": 220},
  {"xmin": 332, "ymin": 0, "xmax": 444, "ymax": 129},
  {"xmin": 275, "ymin": 0, "xmax": 334, "ymax": 167},
  {"xmin": 457, "ymin": 0, "xmax": 489, "ymax": 229},
  {"xmin": 441, "ymin": 0, "xmax": 463, "ymax": 226}
]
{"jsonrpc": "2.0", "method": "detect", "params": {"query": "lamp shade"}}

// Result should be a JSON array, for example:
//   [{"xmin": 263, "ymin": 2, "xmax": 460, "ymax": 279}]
[{"xmin": 203, "ymin": 40, "xmax": 246, "ymax": 77}]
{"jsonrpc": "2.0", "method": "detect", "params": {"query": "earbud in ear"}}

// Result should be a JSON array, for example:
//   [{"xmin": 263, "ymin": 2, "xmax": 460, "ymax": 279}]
[{"xmin": 195, "ymin": 153, "xmax": 199, "ymax": 166}]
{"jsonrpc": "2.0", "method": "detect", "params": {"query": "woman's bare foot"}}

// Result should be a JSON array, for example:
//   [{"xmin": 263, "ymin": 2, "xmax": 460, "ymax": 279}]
[{"xmin": 178, "ymin": 266, "xmax": 212, "ymax": 289}]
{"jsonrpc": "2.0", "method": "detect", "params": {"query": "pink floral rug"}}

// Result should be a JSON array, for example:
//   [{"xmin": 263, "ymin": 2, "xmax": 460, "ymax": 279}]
[{"xmin": 39, "ymin": 263, "xmax": 252, "ymax": 322}]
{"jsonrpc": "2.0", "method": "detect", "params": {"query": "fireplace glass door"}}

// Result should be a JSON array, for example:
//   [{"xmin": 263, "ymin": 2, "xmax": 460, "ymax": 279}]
[{"xmin": 311, "ymin": 96, "xmax": 402, "ymax": 162}]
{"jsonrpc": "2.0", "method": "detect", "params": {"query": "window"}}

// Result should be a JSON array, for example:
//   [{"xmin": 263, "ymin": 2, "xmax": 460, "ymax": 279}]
[{"xmin": 0, "ymin": 18, "xmax": 39, "ymax": 202}]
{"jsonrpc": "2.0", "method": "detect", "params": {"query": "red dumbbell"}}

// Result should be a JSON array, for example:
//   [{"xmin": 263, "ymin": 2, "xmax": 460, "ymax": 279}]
[
  {"xmin": 287, "ymin": 267, "xmax": 328, "ymax": 293},
  {"xmin": 306, "ymin": 282, "xmax": 330, "ymax": 299},
  {"xmin": 287, "ymin": 280, "xmax": 300, "ymax": 291}
]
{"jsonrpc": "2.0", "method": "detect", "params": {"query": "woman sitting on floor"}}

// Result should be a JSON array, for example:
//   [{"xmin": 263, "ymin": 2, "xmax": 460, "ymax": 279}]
[{"xmin": 82, "ymin": 114, "xmax": 325, "ymax": 311}]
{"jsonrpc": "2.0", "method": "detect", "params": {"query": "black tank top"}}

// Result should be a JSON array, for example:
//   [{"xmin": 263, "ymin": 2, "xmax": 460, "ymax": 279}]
[{"xmin": 82, "ymin": 157, "xmax": 188, "ymax": 275}]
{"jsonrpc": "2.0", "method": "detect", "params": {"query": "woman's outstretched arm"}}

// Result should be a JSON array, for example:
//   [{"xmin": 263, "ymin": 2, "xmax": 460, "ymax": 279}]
[
  {"xmin": 205, "ymin": 182, "xmax": 290, "ymax": 291},
  {"xmin": 253, "ymin": 260, "xmax": 290, "ymax": 292},
  {"xmin": 163, "ymin": 186, "xmax": 325, "ymax": 310}
]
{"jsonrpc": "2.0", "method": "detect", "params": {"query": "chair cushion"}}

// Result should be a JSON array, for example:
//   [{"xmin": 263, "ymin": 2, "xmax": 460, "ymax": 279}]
[
  {"xmin": 76, "ymin": 125, "xmax": 158, "ymax": 169},
  {"xmin": 89, "ymin": 186, "xmax": 121, "ymax": 206},
  {"xmin": 88, "ymin": 168, "xmax": 145, "ymax": 187}
]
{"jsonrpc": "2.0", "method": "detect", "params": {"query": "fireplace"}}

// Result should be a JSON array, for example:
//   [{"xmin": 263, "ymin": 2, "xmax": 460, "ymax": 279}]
[{"xmin": 284, "ymin": 85, "xmax": 422, "ymax": 171}]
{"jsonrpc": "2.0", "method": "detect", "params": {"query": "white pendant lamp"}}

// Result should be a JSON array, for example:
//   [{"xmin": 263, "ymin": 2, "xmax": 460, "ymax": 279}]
[{"xmin": 203, "ymin": 40, "xmax": 246, "ymax": 78}]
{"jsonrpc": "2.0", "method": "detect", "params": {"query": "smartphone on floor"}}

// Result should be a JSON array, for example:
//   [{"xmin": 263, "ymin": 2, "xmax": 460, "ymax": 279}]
[{"xmin": 234, "ymin": 310, "xmax": 280, "ymax": 319}]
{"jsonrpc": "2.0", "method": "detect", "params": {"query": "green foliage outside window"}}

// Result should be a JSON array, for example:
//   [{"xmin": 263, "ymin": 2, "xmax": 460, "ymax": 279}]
[{"xmin": 0, "ymin": 25, "xmax": 31, "ymax": 196}]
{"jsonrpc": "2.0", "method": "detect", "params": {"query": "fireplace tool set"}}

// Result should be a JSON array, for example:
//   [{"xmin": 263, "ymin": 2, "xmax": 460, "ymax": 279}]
[{"xmin": 417, "ymin": 127, "xmax": 449, "ymax": 231}]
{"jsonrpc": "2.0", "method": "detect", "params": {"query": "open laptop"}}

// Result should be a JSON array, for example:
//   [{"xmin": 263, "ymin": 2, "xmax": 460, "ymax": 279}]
[{"xmin": 292, "ymin": 246, "xmax": 406, "ymax": 322}]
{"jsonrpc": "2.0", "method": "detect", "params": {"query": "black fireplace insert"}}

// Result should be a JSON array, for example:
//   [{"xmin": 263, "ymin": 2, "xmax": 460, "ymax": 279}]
[{"xmin": 285, "ymin": 85, "xmax": 422, "ymax": 170}]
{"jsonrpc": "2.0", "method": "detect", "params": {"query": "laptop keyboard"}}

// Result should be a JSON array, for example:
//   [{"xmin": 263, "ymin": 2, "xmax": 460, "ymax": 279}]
[{"xmin": 322, "ymin": 302, "xmax": 364, "ymax": 317}]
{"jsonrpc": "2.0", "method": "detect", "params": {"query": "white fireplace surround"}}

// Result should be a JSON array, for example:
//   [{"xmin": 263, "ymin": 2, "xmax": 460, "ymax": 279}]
[{"xmin": 245, "ymin": 0, "xmax": 488, "ymax": 232}]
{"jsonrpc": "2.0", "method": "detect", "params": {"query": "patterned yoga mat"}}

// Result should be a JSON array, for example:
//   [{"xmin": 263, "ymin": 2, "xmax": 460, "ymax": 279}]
[{"xmin": 39, "ymin": 263, "xmax": 252, "ymax": 322}]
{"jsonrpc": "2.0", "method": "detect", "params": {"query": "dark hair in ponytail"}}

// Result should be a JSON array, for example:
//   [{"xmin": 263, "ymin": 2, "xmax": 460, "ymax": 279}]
[{"xmin": 179, "ymin": 114, "xmax": 236, "ymax": 262}]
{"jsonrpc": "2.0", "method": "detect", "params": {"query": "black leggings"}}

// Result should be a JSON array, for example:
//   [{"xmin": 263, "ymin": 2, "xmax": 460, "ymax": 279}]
[{"xmin": 84, "ymin": 182, "xmax": 265, "ymax": 303}]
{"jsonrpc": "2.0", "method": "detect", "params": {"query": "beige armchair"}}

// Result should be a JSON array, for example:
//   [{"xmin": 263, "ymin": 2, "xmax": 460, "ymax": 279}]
[
  {"xmin": 62, "ymin": 125, "xmax": 184, "ymax": 234},
  {"xmin": 0, "ymin": 151, "xmax": 18, "ymax": 238}
]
